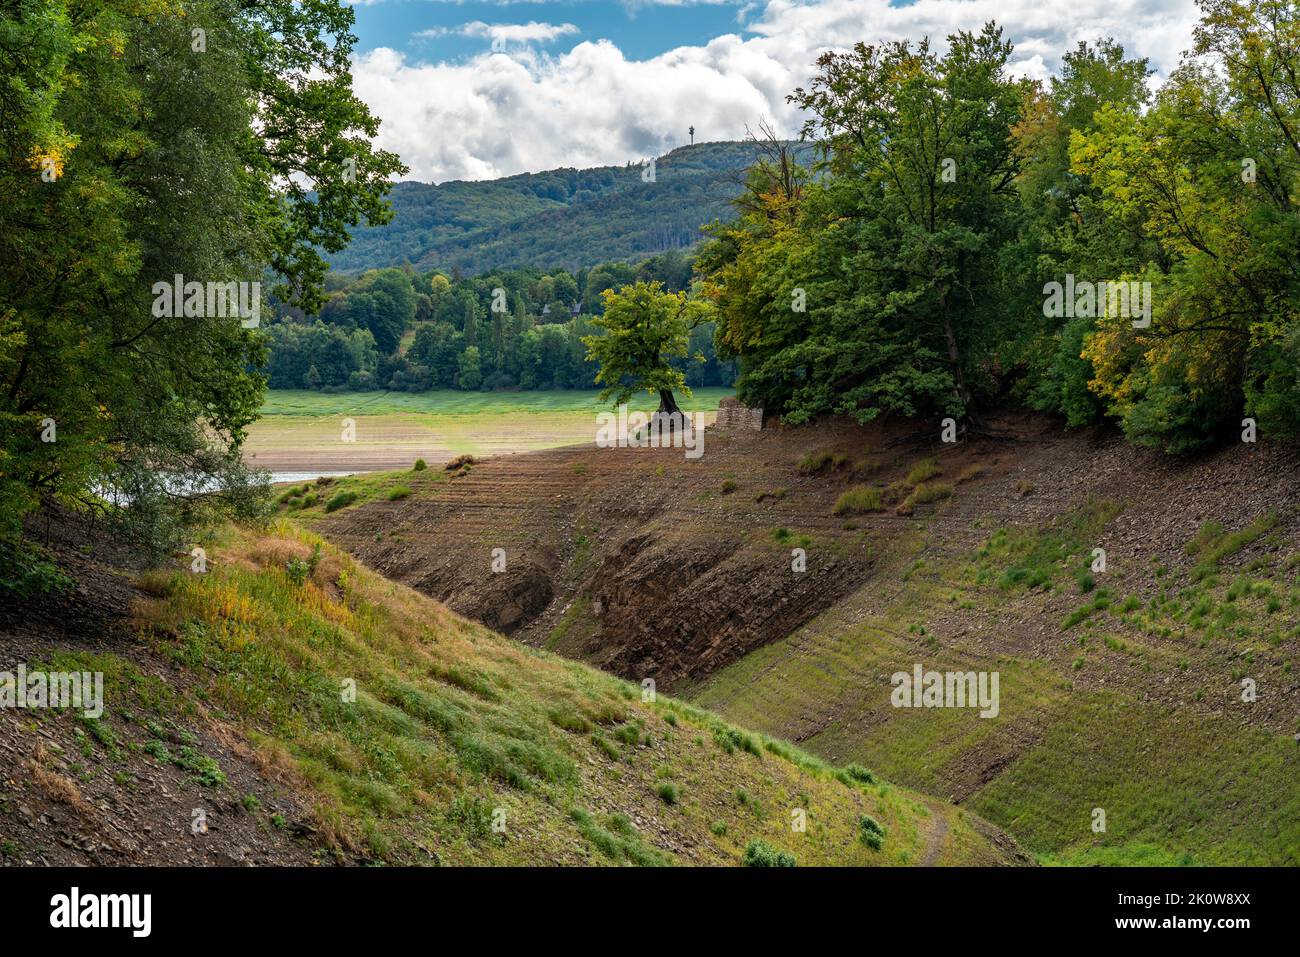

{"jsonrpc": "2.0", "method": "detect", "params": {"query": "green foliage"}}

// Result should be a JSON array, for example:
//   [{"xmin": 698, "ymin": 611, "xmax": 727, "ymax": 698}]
[
  {"xmin": 286, "ymin": 543, "xmax": 324, "ymax": 586},
  {"xmin": 583, "ymin": 280, "xmax": 706, "ymax": 411},
  {"xmin": 446, "ymin": 795, "xmax": 496, "ymax": 842},
  {"xmin": 701, "ymin": 27, "xmax": 1027, "ymax": 425},
  {"xmin": 0, "ymin": 539, "xmax": 74, "ymax": 596},
  {"xmin": 261, "ymin": 254, "xmax": 733, "ymax": 392},
  {"xmin": 695, "ymin": 5, "xmax": 1300, "ymax": 454},
  {"xmin": 859, "ymin": 814, "xmax": 887, "ymax": 850},
  {"xmin": 843, "ymin": 764, "xmax": 877, "ymax": 785},
  {"xmin": 0, "ymin": 0, "xmax": 401, "ymax": 551},
  {"xmin": 324, "ymin": 491, "xmax": 358, "ymax": 513},
  {"xmin": 742, "ymin": 839, "xmax": 796, "ymax": 867},
  {"xmin": 1065, "ymin": 3, "xmax": 1300, "ymax": 450}
]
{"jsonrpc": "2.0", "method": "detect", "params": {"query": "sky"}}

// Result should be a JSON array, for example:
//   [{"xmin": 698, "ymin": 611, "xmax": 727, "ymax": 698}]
[{"xmin": 346, "ymin": 0, "xmax": 1203, "ymax": 184}]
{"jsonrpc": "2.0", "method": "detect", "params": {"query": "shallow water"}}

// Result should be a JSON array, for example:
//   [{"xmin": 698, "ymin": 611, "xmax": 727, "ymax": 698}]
[{"xmin": 267, "ymin": 470, "xmax": 364, "ymax": 485}]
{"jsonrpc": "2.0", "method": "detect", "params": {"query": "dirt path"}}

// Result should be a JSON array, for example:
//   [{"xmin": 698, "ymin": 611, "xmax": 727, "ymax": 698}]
[{"xmin": 921, "ymin": 803, "xmax": 951, "ymax": 866}]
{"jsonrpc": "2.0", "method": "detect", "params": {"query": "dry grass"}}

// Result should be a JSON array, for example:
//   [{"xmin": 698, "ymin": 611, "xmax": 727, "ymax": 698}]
[{"xmin": 29, "ymin": 744, "xmax": 94, "ymax": 818}]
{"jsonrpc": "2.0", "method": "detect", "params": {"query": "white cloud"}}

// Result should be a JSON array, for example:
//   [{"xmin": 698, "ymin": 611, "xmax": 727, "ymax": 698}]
[
  {"xmin": 419, "ymin": 21, "xmax": 582, "ymax": 45},
  {"xmin": 356, "ymin": 0, "xmax": 1200, "ymax": 183}
]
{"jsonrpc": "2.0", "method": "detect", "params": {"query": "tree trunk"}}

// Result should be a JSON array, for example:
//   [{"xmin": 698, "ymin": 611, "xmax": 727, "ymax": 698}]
[
  {"xmin": 940, "ymin": 291, "xmax": 983, "ymax": 430},
  {"xmin": 657, "ymin": 389, "xmax": 682, "ymax": 416},
  {"xmin": 652, "ymin": 388, "xmax": 687, "ymax": 436}
]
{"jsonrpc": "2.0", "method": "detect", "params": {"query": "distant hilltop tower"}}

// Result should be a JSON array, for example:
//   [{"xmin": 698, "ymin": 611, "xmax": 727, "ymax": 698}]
[{"xmin": 689, "ymin": 125, "xmax": 695, "ymax": 145}]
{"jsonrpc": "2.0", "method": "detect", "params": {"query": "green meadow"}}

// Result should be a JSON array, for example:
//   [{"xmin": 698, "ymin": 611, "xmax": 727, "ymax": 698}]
[{"xmin": 259, "ymin": 388, "xmax": 735, "ymax": 417}]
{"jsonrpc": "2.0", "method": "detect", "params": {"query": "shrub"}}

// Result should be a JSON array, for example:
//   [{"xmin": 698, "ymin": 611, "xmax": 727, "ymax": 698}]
[
  {"xmin": 285, "ymin": 543, "xmax": 323, "ymax": 586},
  {"xmin": 412, "ymin": 459, "xmax": 427, "ymax": 471},
  {"xmin": 720, "ymin": 479, "xmax": 737, "ymax": 494},
  {"xmin": 743, "ymin": 839, "xmax": 796, "ymax": 867},
  {"xmin": 859, "ymin": 814, "xmax": 886, "ymax": 850},
  {"xmin": 613, "ymin": 722, "xmax": 642, "ymax": 747},
  {"xmin": 0, "ymin": 540, "xmax": 74, "ymax": 597},
  {"xmin": 1076, "ymin": 571, "xmax": 1096, "ymax": 593},
  {"xmin": 386, "ymin": 486, "xmax": 411, "ymax": 501},
  {"xmin": 843, "ymin": 764, "xmax": 876, "ymax": 785},
  {"xmin": 324, "ymin": 490, "xmax": 358, "ymax": 513},
  {"xmin": 656, "ymin": 782, "xmax": 679, "ymax": 805}
]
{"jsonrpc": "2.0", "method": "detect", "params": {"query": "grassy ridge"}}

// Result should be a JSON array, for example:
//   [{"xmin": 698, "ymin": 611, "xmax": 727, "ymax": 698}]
[{"xmin": 112, "ymin": 522, "xmax": 1015, "ymax": 865}]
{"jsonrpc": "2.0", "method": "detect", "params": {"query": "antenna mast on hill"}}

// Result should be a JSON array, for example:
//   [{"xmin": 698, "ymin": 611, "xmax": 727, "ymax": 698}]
[{"xmin": 689, "ymin": 126, "xmax": 695, "ymax": 145}]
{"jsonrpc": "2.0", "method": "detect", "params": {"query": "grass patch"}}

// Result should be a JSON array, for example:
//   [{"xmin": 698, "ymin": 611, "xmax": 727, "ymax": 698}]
[
  {"xmin": 987, "ymin": 499, "xmax": 1122, "ymax": 593},
  {"xmin": 798, "ymin": 449, "xmax": 849, "ymax": 474},
  {"xmin": 905, "ymin": 458, "xmax": 941, "ymax": 485},
  {"xmin": 1187, "ymin": 512, "xmax": 1279, "ymax": 581},
  {"xmin": 834, "ymin": 485, "xmax": 885, "ymax": 515},
  {"xmin": 323, "ymin": 491, "xmax": 358, "ymax": 513}
]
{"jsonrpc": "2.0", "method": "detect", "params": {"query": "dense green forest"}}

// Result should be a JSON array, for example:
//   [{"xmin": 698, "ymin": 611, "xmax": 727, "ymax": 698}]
[
  {"xmin": 697, "ymin": 1, "xmax": 1300, "ymax": 454},
  {"xmin": 326, "ymin": 141, "xmax": 793, "ymax": 275},
  {"xmin": 265, "ymin": 250, "xmax": 736, "ymax": 392}
]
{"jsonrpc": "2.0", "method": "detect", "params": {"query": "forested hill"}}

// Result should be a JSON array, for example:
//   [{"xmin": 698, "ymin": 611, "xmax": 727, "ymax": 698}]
[{"xmin": 327, "ymin": 141, "xmax": 772, "ymax": 275}]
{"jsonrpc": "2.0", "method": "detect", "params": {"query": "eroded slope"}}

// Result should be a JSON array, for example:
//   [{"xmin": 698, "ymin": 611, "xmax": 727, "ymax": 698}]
[{"xmin": 302, "ymin": 411, "xmax": 1300, "ymax": 864}]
